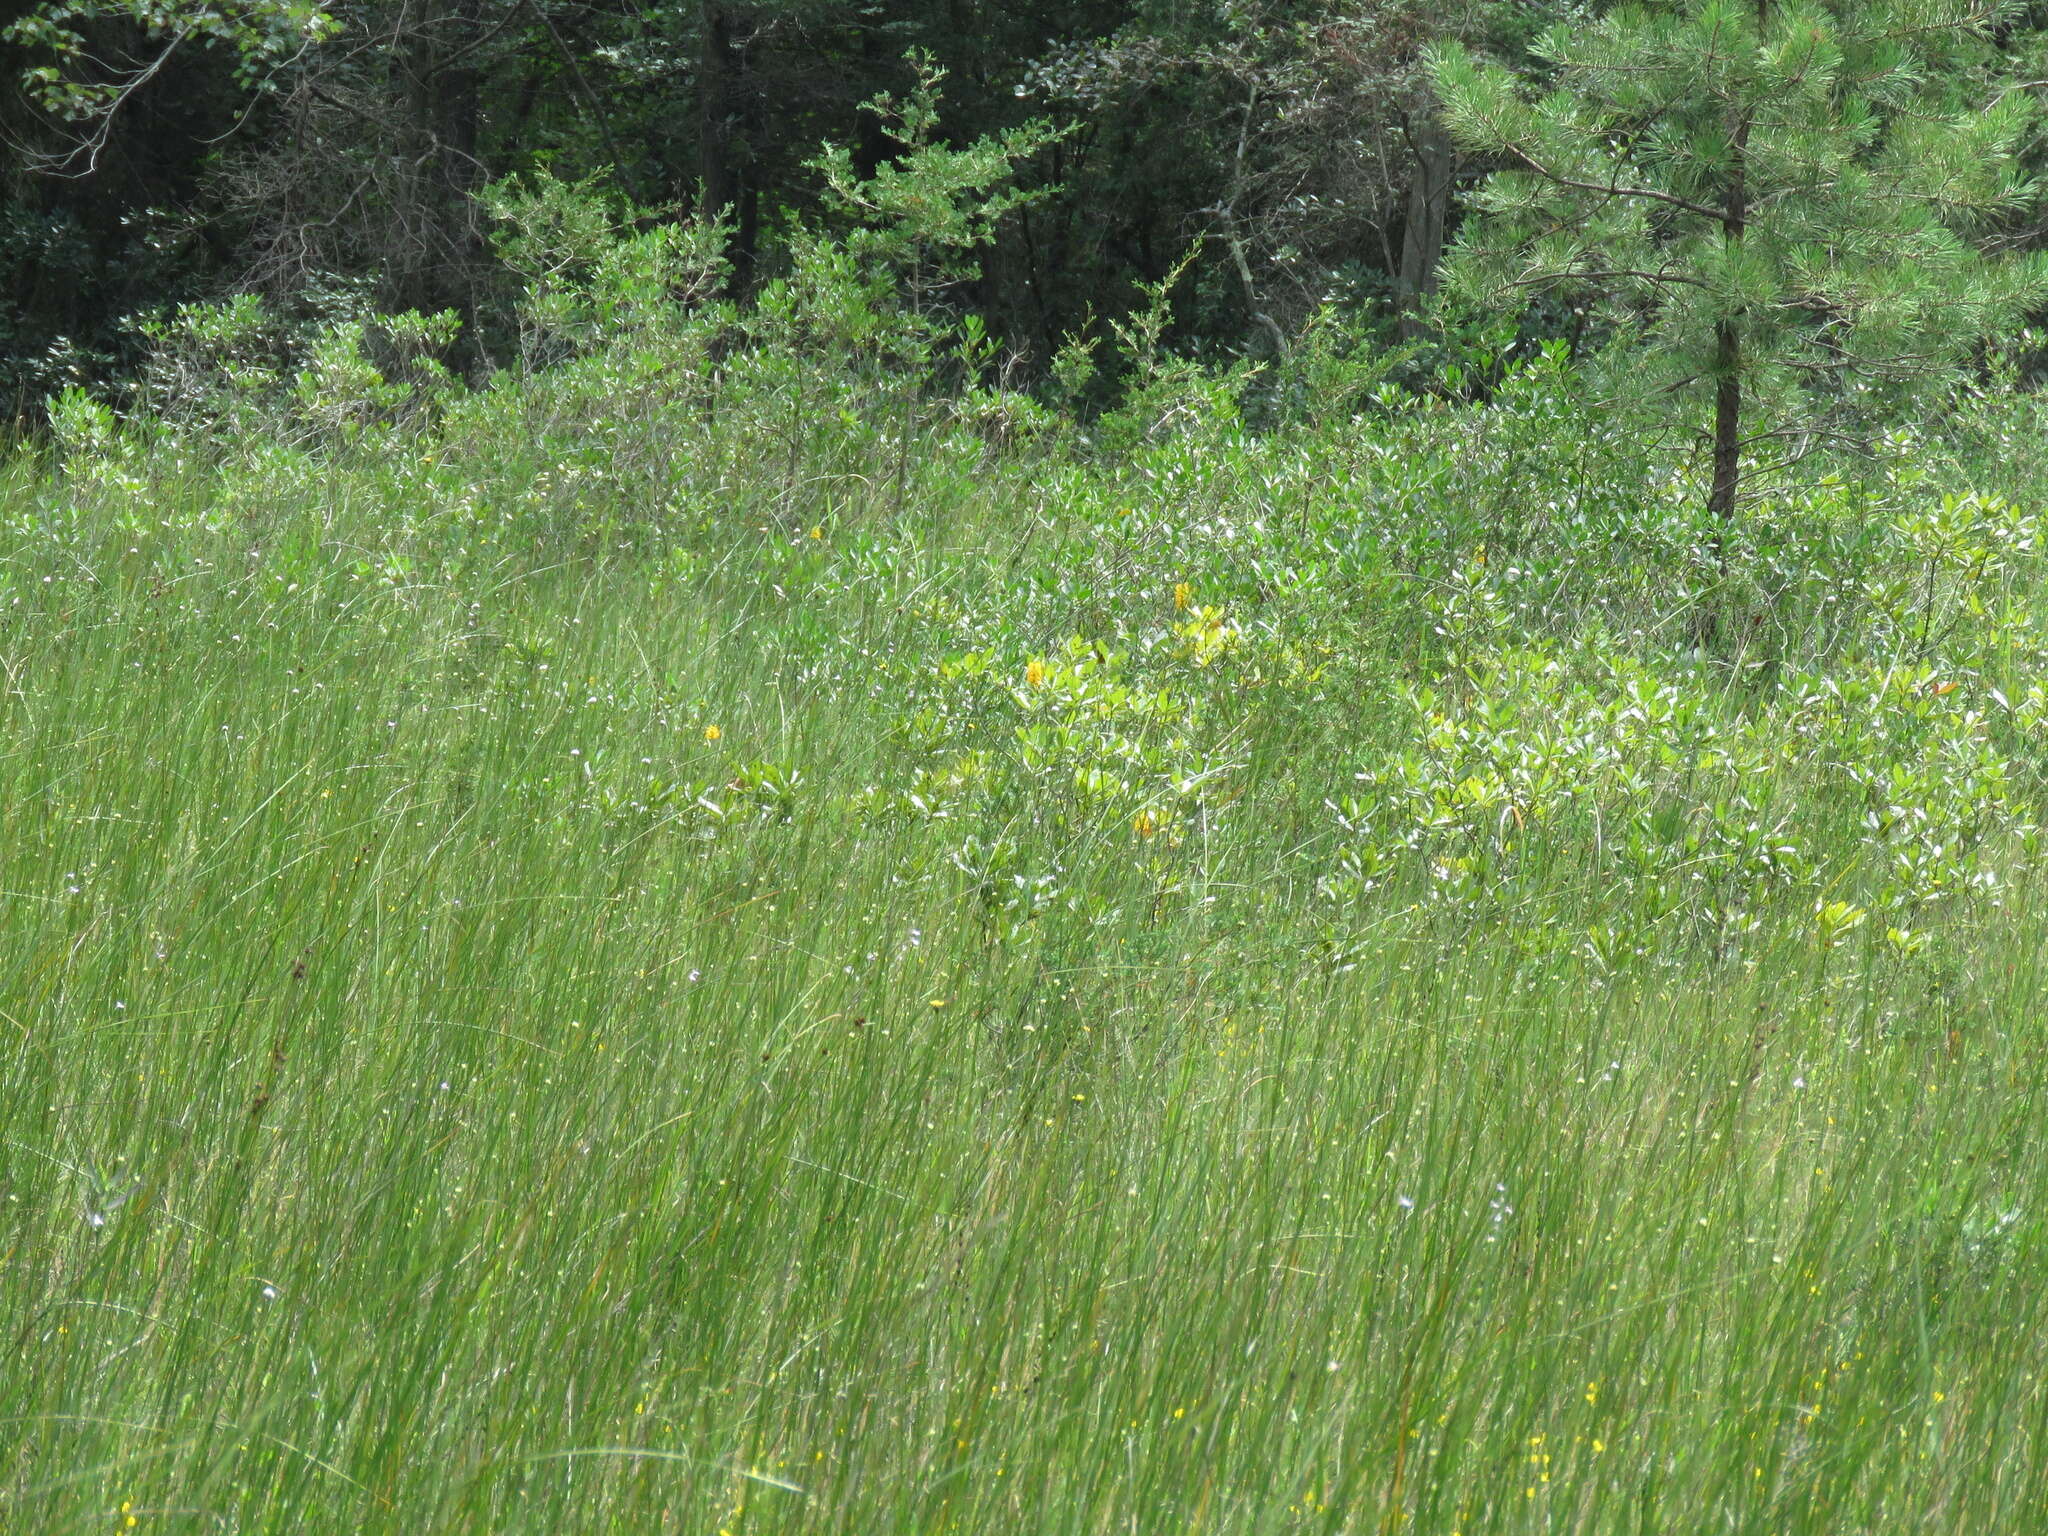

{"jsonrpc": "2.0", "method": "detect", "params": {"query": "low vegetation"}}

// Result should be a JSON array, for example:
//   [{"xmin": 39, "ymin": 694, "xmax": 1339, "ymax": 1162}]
[{"xmin": 7, "ymin": 152, "xmax": 2048, "ymax": 1530}]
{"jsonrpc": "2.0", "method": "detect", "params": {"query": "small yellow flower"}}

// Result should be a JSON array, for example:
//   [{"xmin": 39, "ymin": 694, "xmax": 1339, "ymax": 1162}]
[
  {"xmin": 1133, "ymin": 809, "xmax": 1158, "ymax": 838},
  {"xmin": 1173, "ymin": 582, "xmax": 1192, "ymax": 611},
  {"xmin": 1024, "ymin": 659, "xmax": 1048, "ymax": 688},
  {"xmin": 929, "ymin": 998, "xmax": 947, "ymax": 1009},
  {"xmin": 809, "ymin": 525, "xmax": 824, "ymax": 540},
  {"xmin": 704, "ymin": 724, "xmax": 722, "ymax": 741}
]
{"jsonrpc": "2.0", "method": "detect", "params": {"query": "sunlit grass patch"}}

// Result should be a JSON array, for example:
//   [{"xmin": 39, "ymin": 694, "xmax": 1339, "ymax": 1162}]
[{"xmin": 6, "ymin": 342, "xmax": 2048, "ymax": 1533}]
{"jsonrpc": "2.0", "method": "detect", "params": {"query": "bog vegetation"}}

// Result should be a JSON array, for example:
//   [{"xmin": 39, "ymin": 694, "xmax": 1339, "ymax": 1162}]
[{"xmin": 8, "ymin": 6, "xmax": 2048, "ymax": 1534}]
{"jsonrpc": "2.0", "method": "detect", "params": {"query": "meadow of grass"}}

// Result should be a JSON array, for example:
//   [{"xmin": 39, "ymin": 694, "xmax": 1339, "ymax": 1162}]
[{"xmin": 6, "ymin": 273, "xmax": 2048, "ymax": 1534}]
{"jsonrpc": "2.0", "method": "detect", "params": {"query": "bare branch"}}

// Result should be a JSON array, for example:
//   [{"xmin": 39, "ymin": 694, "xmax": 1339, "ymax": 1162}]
[
  {"xmin": 1511, "ymin": 267, "xmax": 1710, "ymax": 290},
  {"xmin": 21, "ymin": 27, "xmax": 190, "ymax": 179},
  {"xmin": 1504, "ymin": 144, "xmax": 1727, "ymax": 223}
]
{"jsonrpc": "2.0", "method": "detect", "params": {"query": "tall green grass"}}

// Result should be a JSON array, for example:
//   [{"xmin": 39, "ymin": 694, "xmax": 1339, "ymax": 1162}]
[{"xmin": 5, "ymin": 353, "xmax": 2048, "ymax": 1534}]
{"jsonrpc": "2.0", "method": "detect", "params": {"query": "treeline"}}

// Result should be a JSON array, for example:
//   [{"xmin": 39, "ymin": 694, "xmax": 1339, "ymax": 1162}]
[
  {"xmin": 0, "ymin": 0, "xmax": 1543, "ymax": 406},
  {"xmin": 5, "ymin": 0, "xmax": 2048, "ymax": 415}
]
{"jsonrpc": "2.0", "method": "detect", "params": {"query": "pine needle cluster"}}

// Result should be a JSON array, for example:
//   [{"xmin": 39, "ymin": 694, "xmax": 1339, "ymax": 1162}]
[{"xmin": 1429, "ymin": 1, "xmax": 2048, "ymax": 521}]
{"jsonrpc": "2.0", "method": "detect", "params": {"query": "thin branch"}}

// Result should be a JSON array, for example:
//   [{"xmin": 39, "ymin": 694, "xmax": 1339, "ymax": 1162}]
[
  {"xmin": 432, "ymin": 1, "xmax": 532, "ymax": 75},
  {"xmin": 1986, "ymin": 78, "xmax": 2048, "ymax": 108},
  {"xmin": 1505, "ymin": 144, "xmax": 1727, "ymax": 223},
  {"xmin": 1511, "ymin": 267, "xmax": 1710, "ymax": 290},
  {"xmin": 24, "ymin": 28, "xmax": 190, "ymax": 179},
  {"xmin": 522, "ymin": 0, "xmax": 622, "ymax": 176}
]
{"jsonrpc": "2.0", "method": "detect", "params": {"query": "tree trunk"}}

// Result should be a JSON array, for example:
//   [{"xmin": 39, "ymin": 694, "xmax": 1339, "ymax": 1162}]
[
  {"xmin": 1396, "ymin": 107, "xmax": 1455, "ymax": 343},
  {"xmin": 1708, "ymin": 320, "xmax": 1742, "ymax": 524},
  {"xmin": 698, "ymin": 1, "xmax": 735, "ymax": 215},
  {"xmin": 433, "ymin": 0, "xmax": 483, "ymax": 332},
  {"xmin": 851, "ymin": 18, "xmax": 889, "ymax": 181},
  {"xmin": 1711, "ymin": 109, "xmax": 1750, "ymax": 531},
  {"xmin": 390, "ymin": 0, "xmax": 483, "ymax": 324},
  {"xmin": 698, "ymin": 1, "xmax": 756, "ymax": 291},
  {"xmin": 1700, "ymin": 110, "xmax": 1751, "ymax": 644}
]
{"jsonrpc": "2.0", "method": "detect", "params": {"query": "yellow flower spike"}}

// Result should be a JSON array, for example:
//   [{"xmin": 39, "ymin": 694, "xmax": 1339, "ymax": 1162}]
[
  {"xmin": 1172, "ymin": 582, "xmax": 1192, "ymax": 611},
  {"xmin": 704, "ymin": 724, "xmax": 722, "ymax": 741},
  {"xmin": 1025, "ymin": 659, "xmax": 1047, "ymax": 688}
]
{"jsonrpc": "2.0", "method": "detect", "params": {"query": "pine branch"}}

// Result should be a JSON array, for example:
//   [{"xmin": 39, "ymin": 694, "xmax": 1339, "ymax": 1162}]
[
  {"xmin": 1503, "ymin": 144, "xmax": 1729, "ymax": 224},
  {"xmin": 1510, "ymin": 267, "xmax": 1710, "ymax": 290}
]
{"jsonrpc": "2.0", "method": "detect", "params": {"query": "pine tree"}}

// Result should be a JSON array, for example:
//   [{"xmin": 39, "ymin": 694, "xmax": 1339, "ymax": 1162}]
[{"xmin": 1427, "ymin": 1, "xmax": 2047, "ymax": 530}]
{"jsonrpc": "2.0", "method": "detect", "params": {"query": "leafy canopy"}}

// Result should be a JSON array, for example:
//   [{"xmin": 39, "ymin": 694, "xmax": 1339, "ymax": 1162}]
[{"xmin": 9, "ymin": 0, "xmax": 338, "ymax": 122}]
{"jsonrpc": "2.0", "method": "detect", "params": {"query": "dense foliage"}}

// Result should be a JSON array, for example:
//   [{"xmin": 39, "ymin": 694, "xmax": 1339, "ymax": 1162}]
[
  {"xmin": 9, "ymin": 123, "xmax": 2048, "ymax": 1527},
  {"xmin": 10, "ymin": 4, "xmax": 2048, "ymax": 1533},
  {"xmin": 0, "ymin": 0, "xmax": 1546, "ymax": 407}
]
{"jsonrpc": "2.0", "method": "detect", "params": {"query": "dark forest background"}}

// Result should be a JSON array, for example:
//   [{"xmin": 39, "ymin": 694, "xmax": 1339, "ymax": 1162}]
[
  {"xmin": 0, "ymin": 1, "xmax": 1648, "ymax": 411},
  {"xmin": 11, "ymin": 1, "xmax": 2048, "ymax": 418}
]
